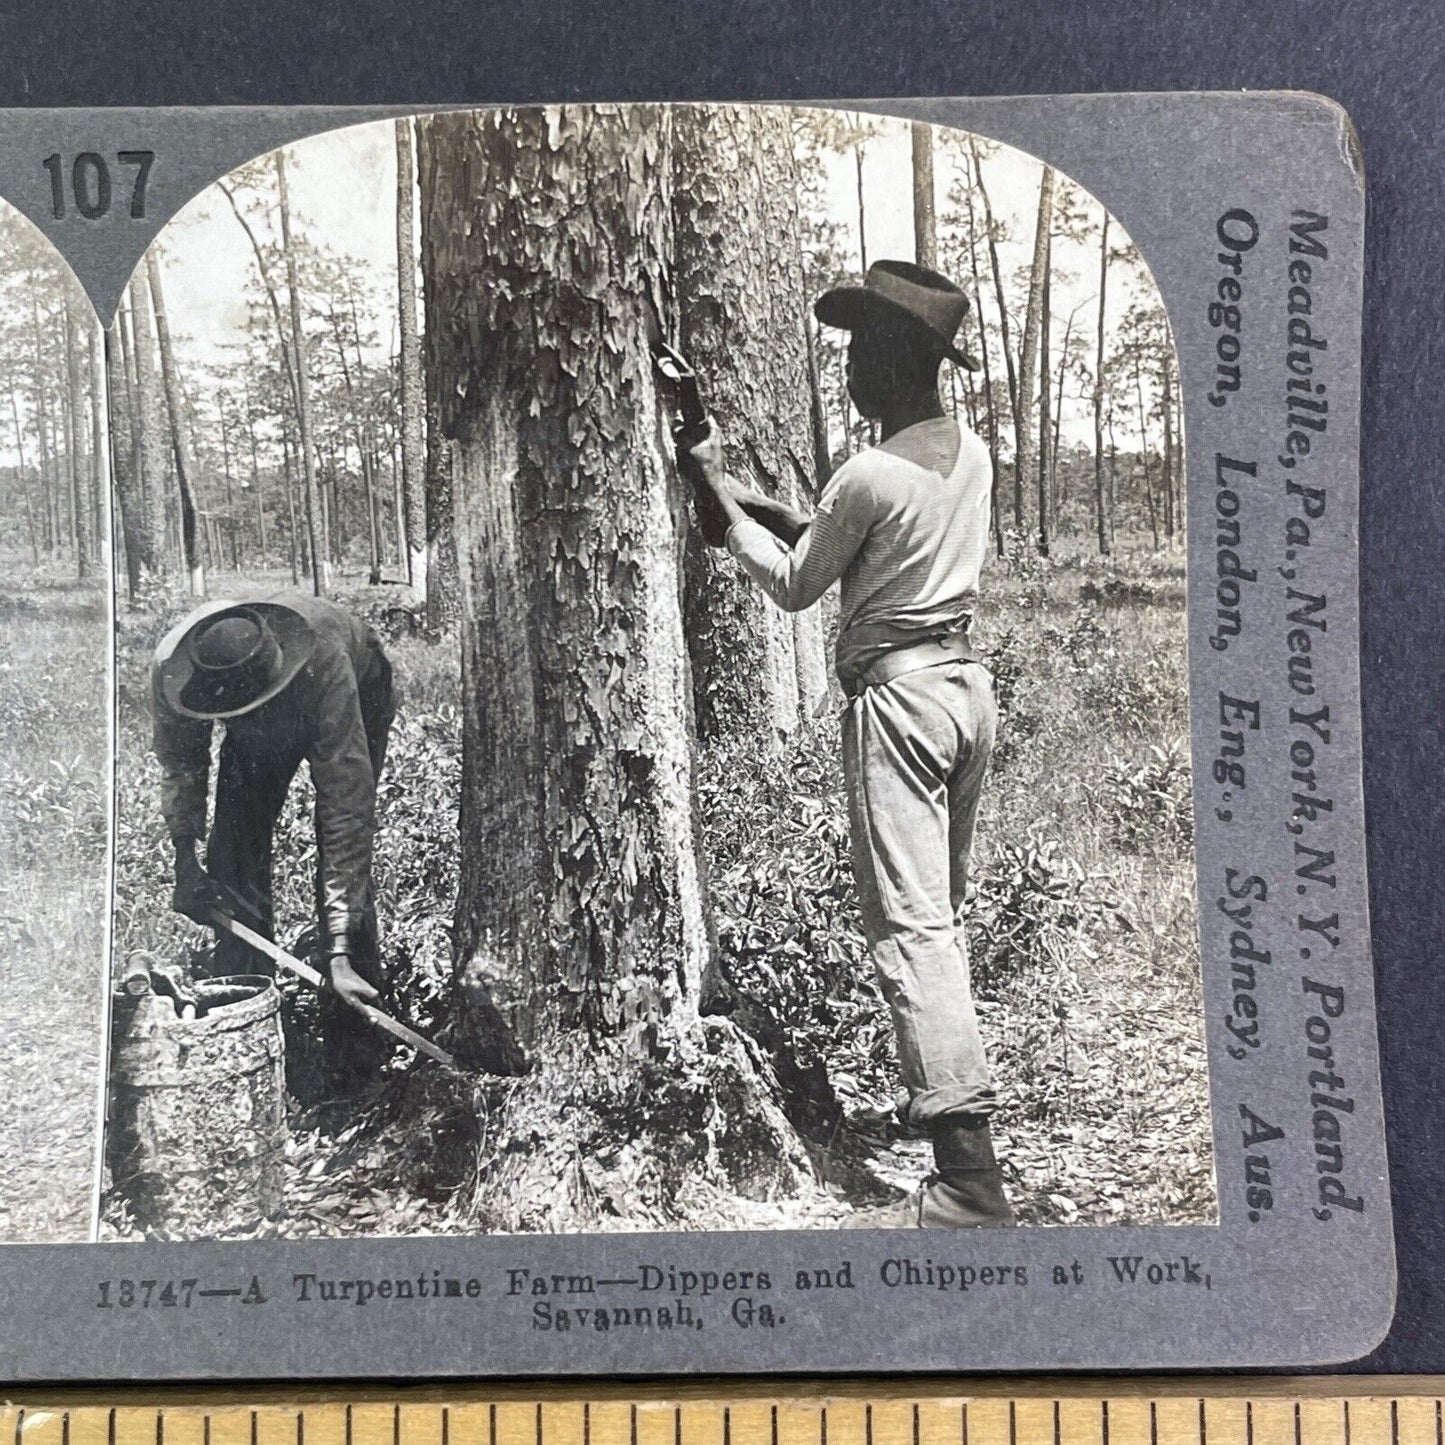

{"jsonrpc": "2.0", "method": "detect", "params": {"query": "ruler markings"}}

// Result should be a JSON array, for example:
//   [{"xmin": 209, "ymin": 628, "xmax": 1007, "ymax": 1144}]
[{"xmin": 14, "ymin": 1395, "xmax": 1445, "ymax": 1445}]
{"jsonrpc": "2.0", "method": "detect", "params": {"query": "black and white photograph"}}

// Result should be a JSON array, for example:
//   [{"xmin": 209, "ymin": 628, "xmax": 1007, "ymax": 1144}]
[
  {"xmin": 94, "ymin": 103, "xmax": 1213, "ymax": 1242},
  {"xmin": 0, "ymin": 199, "xmax": 111, "ymax": 1244}
]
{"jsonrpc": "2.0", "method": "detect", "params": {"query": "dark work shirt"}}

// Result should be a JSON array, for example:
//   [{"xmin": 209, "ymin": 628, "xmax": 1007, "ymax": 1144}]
[{"xmin": 152, "ymin": 593, "xmax": 389, "ymax": 938}]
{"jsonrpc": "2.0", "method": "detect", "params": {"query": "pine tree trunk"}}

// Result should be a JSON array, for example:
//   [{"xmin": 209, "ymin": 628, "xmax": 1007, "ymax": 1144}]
[
  {"xmin": 275, "ymin": 150, "xmax": 330, "ymax": 595},
  {"xmin": 853, "ymin": 132, "xmax": 868, "ymax": 272},
  {"xmin": 9, "ymin": 387, "xmax": 39, "ymax": 567},
  {"xmin": 804, "ymin": 316, "xmax": 832, "ymax": 491},
  {"xmin": 281, "ymin": 424, "xmax": 301, "ymax": 585},
  {"xmin": 116, "ymin": 301, "xmax": 155, "ymax": 580},
  {"xmin": 1135, "ymin": 353, "xmax": 1158, "ymax": 548},
  {"xmin": 217, "ymin": 394, "xmax": 240, "ymax": 569},
  {"xmin": 1036, "ymin": 227, "xmax": 1051, "ymax": 556},
  {"xmin": 62, "ymin": 294, "xmax": 90, "ymax": 580},
  {"xmin": 327, "ymin": 305, "xmax": 383, "ymax": 584},
  {"xmin": 911, "ymin": 121, "xmax": 936, "ymax": 269},
  {"xmin": 244, "ymin": 379, "xmax": 267, "ymax": 564},
  {"xmin": 418, "ymin": 105, "xmax": 809, "ymax": 1231},
  {"xmin": 29, "ymin": 285, "xmax": 56, "ymax": 558},
  {"xmin": 1093, "ymin": 213, "xmax": 1111, "ymax": 556},
  {"xmin": 1014, "ymin": 166, "xmax": 1054, "ymax": 541},
  {"xmin": 970, "ymin": 141, "xmax": 1022, "ymax": 530},
  {"xmin": 1050, "ymin": 307, "xmax": 1075, "ymax": 519},
  {"xmin": 673, "ymin": 104, "xmax": 827, "ymax": 750},
  {"xmin": 104, "ymin": 325, "xmax": 144, "ymax": 598},
  {"xmin": 128, "ymin": 273, "xmax": 171, "ymax": 577},
  {"xmin": 147, "ymin": 253, "xmax": 205, "ymax": 596},
  {"xmin": 963, "ymin": 181, "xmax": 1004, "ymax": 556},
  {"xmin": 1161, "ymin": 347, "xmax": 1176, "ymax": 540},
  {"xmin": 395, "ymin": 118, "xmax": 429, "ymax": 595},
  {"xmin": 88, "ymin": 318, "xmax": 107, "ymax": 574},
  {"xmin": 422, "ymin": 397, "xmax": 458, "ymax": 629}
]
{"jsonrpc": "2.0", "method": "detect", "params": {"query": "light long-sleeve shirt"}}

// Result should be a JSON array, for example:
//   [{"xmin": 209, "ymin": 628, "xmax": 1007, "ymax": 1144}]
[
  {"xmin": 152, "ymin": 594, "xmax": 391, "ymax": 940},
  {"xmin": 726, "ymin": 416, "xmax": 993, "ymax": 681}
]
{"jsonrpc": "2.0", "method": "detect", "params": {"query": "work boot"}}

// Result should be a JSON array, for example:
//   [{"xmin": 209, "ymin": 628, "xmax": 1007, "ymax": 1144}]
[
  {"xmin": 924, "ymin": 1114, "xmax": 1015, "ymax": 1226},
  {"xmin": 843, "ymin": 1115, "xmax": 1015, "ymax": 1229}
]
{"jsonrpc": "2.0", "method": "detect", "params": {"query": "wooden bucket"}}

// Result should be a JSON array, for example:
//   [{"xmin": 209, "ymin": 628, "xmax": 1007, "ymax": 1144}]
[{"xmin": 107, "ymin": 974, "xmax": 287, "ymax": 1238}]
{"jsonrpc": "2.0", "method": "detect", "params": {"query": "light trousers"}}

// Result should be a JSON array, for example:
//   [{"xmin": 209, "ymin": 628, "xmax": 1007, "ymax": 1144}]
[{"xmin": 841, "ymin": 659, "xmax": 998, "ymax": 1125}]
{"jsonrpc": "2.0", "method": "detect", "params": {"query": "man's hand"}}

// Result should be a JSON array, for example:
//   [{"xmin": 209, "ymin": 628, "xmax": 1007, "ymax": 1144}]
[
  {"xmin": 149, "ymin": 961, "xmax": 198, "ymax": 1016},
  {"xmin": 172, "ymin": 839, "xmax": 225, "ymax": 926},
  {"xmin": 328, "ymin": 947, "xmax": 381, "ymax": 1014},
  {"xmin": 686, "ymin": 420, "xmax": 725, "ymax": 488},
  {"xmin": 679, "ymin": 417, "xmax": 743, "ymax": 549}
]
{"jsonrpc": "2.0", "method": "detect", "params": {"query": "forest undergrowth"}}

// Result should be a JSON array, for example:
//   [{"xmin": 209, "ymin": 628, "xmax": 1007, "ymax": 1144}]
[
  {"xmin": 102, "ymin": 539, "xmax": 1215, "ymax": 1239},
  {"xmin": 0, "ymin": 559, "xmax": 109, "ymax": 1242}
]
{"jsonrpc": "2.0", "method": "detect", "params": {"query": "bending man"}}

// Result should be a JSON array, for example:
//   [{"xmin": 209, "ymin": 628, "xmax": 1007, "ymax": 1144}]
[
  {"xmin": 151, "ymin": 593, "xmax": 396, "ymax": 1094},
  {"xmin": 685, "ymin": 260, "xmax": 1012, "ymax": 1228}
]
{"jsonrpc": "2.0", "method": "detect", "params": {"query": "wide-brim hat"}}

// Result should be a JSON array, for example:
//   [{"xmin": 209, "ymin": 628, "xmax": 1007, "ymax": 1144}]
[
  {"xmin": 815, "ymin": 259, "xmax": 981, "ymax": 371},
  {"xmin": 156, "ymin": 599, "xmax": 316, "ymax": 721}
]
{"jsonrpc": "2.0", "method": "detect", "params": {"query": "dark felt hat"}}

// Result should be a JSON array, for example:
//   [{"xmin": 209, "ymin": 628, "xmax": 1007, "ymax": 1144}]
[
  {"xmin": 815, "ymin": 259, "xmax": 981, "ymax": 371},
  {"xmin": 157, "ymin": 600, "xmax": 316, "ymax": 721}
]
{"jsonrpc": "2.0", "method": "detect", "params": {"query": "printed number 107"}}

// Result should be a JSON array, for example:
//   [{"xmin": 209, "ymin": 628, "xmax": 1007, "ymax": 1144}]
[{"xmin": 43, "ymin": 151, "xmax": 154, "ymax": 219}]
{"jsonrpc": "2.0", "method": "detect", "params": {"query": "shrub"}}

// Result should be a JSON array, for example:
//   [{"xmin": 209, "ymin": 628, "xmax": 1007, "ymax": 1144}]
[
  {"xmin": 1104, "ymin": 742, "xmax": 1194, "ymax": 857},
  {"xmin": 968, "ymin": 828, "xmax": 1119, "ymax": 996}
]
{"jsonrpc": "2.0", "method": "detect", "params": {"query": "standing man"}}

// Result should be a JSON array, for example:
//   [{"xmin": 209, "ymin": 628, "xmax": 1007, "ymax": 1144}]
[
  {"xmin": 151, "ymin": 593, "xmax": 396, "ymax": 1094},
  {"xmin": 684, "ymin": 260, "xmax": 1012, "ymax": 1228}
]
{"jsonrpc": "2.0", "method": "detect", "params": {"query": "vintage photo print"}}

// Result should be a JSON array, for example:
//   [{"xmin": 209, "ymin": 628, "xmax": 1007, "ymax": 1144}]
[
  {"xmin": 0, "ymin": 94, "xmax": 1392, "ymax": 1377},
  {"xmin": 0, "ymin": 198, "xmax": 110, "ymax": 1246},
  {"xmin": 99, "ymin": 106, "xmax": 1211, "ymax": 1243}
]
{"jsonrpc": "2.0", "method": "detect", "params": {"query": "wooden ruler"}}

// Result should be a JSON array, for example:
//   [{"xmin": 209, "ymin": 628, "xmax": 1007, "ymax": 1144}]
[{"xmin": 3, "ymin": 1382, "xmax": 1443, "ymax": 1445}]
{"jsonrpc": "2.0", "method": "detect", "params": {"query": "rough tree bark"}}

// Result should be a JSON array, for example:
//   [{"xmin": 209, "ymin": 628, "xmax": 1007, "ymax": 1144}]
[
  {"xmin": 422, "ymin": 396, "xmax": 458, "ymax": 628},
  {"xmin": 672, "ymin": 104, "xmax": 828, "ymax": 751},
  {"xmin": 146, "ymin": 253, "xmax": 205, "ymax": 596},
  {"xmin": 418, "ymin": 104, "xmax": 810, "ymax": 1231},
  {"xmin": 275, "ymin": 149, "xmax": 329, "ymax": 596},
  {"xmin": 127, "ymin": 273, "xmax": 171, "ymax": 577},
  {"xmin": 395, "ymin": 118, "xmax": 429, "ymax": 595}
]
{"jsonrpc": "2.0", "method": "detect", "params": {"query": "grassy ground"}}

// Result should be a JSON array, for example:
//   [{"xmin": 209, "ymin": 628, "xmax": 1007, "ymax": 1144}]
[
  {"xmin": 104, "ymin": 537, "xmax": 1214, "ymax": 1238},
  {"xmin": 702, "ymin": 534, "xmax": 1213, "ymax": 1227},
  {"xmin": 0, "ymin": 559, "xmax": 109, "ymax": 1242}
]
